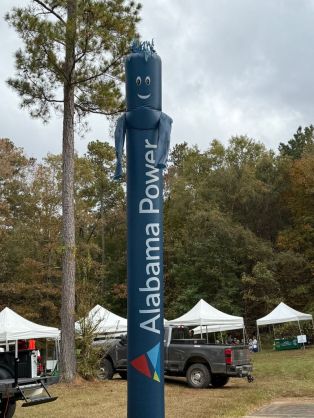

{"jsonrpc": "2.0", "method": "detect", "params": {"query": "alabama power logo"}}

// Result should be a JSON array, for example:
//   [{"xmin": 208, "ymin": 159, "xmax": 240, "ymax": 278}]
[{"xmin": 130, "ymin": 342, "xmax": 161, "ymax": 382}]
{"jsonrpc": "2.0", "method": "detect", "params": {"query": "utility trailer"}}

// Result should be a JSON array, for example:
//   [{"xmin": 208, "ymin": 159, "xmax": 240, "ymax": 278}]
[
  {"xmin": 0, "ymin": 308, "xmax": 60, "ymax": 417},
  {"xmin": 0, "ymin": 345, "xmax": 59, "ymax": 418}
]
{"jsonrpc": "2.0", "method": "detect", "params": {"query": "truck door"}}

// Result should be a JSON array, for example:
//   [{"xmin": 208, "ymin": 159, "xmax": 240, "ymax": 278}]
[
  {"xmin": 115, "ymin": 336, "xmax": 127, "ymax": 369},
  {"xmin": 165, "ymin": 327, "xmax": 189, "ymax": 373}
]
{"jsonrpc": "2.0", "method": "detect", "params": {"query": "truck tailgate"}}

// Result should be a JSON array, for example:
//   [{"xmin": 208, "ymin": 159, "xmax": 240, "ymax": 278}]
[{"xmin": 232, "ymin": 346, "xmax": 251, "ymax": 366}]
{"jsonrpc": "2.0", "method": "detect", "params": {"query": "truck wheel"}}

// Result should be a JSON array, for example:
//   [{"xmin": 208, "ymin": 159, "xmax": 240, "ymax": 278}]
[
  {"xmin": 186, "ymin": 363, "xmax": 211, "ymax": 388},
  {"xmin": 211, "ymin": 374, "xmax": 229, "ymax": 388},
  {"xmin": 98, "ymin": 358, "xmax": 114, "ymax": 380},
  {"xmin": 0, "ymin": 399, "xmax": 16, "ymax": 418},
  {"xmin": 0, "ymin": 366, "xmax": 13, "ymax": 380},
  {"xmin": 118, "ymin": 371, "xmax": 127, "ymax": 380},
  {"xmin": 0, "ymin": 367, "xmax": 16, "ymax": 418}
]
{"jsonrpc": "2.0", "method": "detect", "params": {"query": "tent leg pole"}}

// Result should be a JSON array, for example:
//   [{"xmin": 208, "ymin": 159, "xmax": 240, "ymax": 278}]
[
  {"xmin": 14, "ymin": 340, "xmax": 19, "ymax": 386},
  {"xmin": 45, "ymin": 339, "xmax": 48, "ymax": 374},
  {"xmin": 257, "ymin": 326, "xmax": 262, "ymax": 352},
  {"xmin": 220, "ymin": 331, "xmax": 223, "ymax": 343},
  {"xmin": 297, "ymin": 319, "xmax": 304, "ymax": 349},
  {"xmin": 56, "ymin": 339, "xmax": 60, "ymax": 373},
  {"xmin": 243, "ymin": 327, "xmax": 245, "ymax": 344},
  {"xmin": 206, "ymin": 326, "xmax": 208, "ymax": 343}
]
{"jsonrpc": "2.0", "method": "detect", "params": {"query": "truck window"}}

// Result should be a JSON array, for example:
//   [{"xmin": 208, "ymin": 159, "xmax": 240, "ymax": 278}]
[{"xmin": 171, "ymin": 327, "xmax": 190, "ymax": 341}]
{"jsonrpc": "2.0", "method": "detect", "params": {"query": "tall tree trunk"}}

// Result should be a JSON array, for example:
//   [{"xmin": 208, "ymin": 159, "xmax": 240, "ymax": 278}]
[
  {"xmin": 100, "ymin": 189, "xmax": 105, "ymax": 292},
  {"xmin": 61, "ymin": 0, "xmax": 77, "ymax": 383}
]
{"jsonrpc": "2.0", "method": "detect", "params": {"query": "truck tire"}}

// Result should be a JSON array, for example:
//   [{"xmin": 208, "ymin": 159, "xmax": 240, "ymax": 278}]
[
  {"xmin": 186, "ymin": 363, "xmax": 211, "ymax": 389},
  {"xmin": 0, "ymin": 367, "xmax": 13, "ymax": 380},
  {"xmin": 0, "ymin": 367, "xmax": 16, "ymax": 418},
  {"xmin": 98, "ymin": 358, "xmax": 114, "ymax": 380},
  {"xmin": 118, "ymin": 371, "xmax": 127, "ymax": 380},
  {"xmin": 0, "ymin": 398, "xmax": 16, "ymax": 418},
  {"xmin": 211, "ymin": 374, "xmax": 229, "ymax": 388}
]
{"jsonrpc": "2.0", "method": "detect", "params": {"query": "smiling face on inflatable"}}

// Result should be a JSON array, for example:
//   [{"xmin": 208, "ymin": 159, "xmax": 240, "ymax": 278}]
[{"xmin": 125, "ymin": 52, "xmax": 162, "ymax": 111}]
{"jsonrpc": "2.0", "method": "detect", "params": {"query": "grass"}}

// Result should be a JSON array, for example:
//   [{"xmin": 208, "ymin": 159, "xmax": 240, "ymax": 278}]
[{"xmin": 15, "ymin": 347, "xmax": 314, "ymax": 418}]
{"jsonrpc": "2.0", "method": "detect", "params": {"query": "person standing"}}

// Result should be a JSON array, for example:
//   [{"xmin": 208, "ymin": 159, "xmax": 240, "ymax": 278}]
[{"xmin": 252, "ymin": 336, "xmax": 258, "ymax": 352}]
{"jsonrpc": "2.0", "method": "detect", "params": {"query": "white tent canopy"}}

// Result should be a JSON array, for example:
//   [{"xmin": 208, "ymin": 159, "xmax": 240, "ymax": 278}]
[
  {"xmin": 193, "ymin": 322, "xmax": 244, "ymax": 335},
  {"xmin": 0, "ymin": 307, "xmax": 60, "ymax": 342},
  {"xmin": 256, "ymin": 302, "xmax": 313, "ymax": 326},
  {"xmin": 168, "ymin": 299, "xmax": 244, "ymax": 328},
  {"xmin": 75, "ymin": 304, "xmax": 127, "ymax": 335}
]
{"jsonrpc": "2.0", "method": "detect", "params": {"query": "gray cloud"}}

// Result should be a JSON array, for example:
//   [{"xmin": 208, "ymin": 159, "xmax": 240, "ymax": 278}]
[
  {"xmin": 140, "ymin": 0, "xmax": 314, "ymax": 149},
  {"xmin": 1, "ymin": 0, "xmax": 314, "ymax": 159}
]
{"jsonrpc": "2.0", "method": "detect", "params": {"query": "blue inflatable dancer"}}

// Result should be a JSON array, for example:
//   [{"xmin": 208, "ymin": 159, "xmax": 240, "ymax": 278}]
[{"xmin": 114, "ymin": 40, "xmax": 172, "ymax": 418}]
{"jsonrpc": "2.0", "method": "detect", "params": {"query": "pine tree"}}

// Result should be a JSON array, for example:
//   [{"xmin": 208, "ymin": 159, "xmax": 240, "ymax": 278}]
[{"xmin": 6, "ymin": 0, "xmax": 140, "ymax": 382}]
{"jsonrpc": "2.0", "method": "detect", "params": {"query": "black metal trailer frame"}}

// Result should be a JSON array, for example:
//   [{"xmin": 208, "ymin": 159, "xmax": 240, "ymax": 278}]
[{"xmin": 0, "ymin": 347, "xmax": 59, "ymax": 418}]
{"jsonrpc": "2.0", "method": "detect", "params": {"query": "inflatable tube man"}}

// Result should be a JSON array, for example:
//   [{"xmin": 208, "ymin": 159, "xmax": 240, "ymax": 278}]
[{"xmin": 114, "ymin": 40, "xmax": 172, "ymax": 418}]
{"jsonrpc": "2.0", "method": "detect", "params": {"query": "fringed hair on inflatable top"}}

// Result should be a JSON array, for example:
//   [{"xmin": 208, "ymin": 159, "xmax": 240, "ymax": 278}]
[{"xmin": 129, "ymin": 39, "xmax": 156, "ymax": 61}]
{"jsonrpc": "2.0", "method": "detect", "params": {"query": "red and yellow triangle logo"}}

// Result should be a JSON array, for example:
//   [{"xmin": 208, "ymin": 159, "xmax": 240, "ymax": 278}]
[
  {"xmin": 130, "ymin": 343, "xmax": 161, "ymax": 383},
  {"xmin": 130, "ymin": 354, "xmax": 152, "ymax": 378}
]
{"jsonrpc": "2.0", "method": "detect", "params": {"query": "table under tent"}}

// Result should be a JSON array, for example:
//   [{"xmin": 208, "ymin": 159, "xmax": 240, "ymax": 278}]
[
  {"xmin": 75, "ymin": 304, "xmax": 127, "ymax": 338},
  {"xmin": 168, "ymin": 299, "xmax": 245, "ymax": 343},
  {"xmin": 256, "ymin": 302, "xmax": 314, "ymax": 351}
]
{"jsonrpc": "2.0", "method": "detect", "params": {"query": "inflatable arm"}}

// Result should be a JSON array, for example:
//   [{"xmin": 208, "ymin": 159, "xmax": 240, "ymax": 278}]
[
  {"xmin": 114, "ymin": 114, "xmax": 126, "ymax": 179},
  {"xmin": 155, "ymin": 112, "xmax": 173, "ymax": 169}
]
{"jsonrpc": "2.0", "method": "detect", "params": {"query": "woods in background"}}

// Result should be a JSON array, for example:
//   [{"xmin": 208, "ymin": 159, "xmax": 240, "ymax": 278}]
[{"xmin": 0, "ymin": 126, "xmax": 313, "ymax": 330}]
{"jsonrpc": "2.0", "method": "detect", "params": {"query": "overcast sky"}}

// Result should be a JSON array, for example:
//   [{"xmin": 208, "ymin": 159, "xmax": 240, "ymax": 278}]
[{"xmin": 1, "ymin": 0, "xmax": 314, "ymax": 159}]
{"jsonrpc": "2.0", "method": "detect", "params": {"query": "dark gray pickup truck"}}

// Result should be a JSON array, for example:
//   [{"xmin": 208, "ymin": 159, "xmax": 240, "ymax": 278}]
[{"xmin": 97, "ymin": 326, "xmax": 253, "ymax": 388}]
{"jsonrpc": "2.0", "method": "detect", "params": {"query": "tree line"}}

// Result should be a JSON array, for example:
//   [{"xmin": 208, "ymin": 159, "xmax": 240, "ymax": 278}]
[{"xmin": 1, "ymin": 126, "xmax": 313, "ymax": 331}]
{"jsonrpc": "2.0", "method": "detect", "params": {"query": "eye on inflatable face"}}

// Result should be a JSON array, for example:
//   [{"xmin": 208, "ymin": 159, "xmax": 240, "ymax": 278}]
[
  {"xmin": 125, "ymin": 53, "xmax": 162, "ymax": 111},
  {"xmin": 135, "ymin": 76, "xmax": 151, "ymax": 100}
]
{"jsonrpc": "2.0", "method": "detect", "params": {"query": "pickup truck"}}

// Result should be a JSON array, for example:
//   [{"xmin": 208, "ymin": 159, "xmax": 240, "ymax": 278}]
[
  {"xmin": 97, "ymin": 326, "xmax": 253, "ymax": 389},
  {"xmin": 0, "ymin": 347, "xmax": 58, "ymax": 418}
]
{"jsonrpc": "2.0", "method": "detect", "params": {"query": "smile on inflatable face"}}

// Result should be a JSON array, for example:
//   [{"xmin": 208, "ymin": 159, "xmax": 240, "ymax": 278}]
[{"xmin": 136, "ymin": 75, "xmax": 151, "ymax": 100}]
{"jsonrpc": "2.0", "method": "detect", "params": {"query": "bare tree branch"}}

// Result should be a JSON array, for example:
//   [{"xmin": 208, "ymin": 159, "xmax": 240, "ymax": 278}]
[
  {"xmin": 74, "ymin": 27, "xmax": 91, "ymax": 65},
  {"xmin": 41, "ymin": 43, "xmax": 66, "ymax": 80},
  {"xmin": 73, "ymin": 55, "xmax": 124, "ymax": 85},
  {"xmin": 33, "ymin": 0, "xmax": 66, "ymax": 25},
  {"xmin": 25, "ymin": 71, "xmax": 63, "ymax": 103},
  {"xmin": 74, "ymin": 102, "xmax": 124, "ymax": 116}
]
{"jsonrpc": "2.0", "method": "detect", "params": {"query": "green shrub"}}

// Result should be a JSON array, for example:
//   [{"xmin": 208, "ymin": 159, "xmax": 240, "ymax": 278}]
[{"xmin": 76, "ymin": 316, "xmax": 103, "ymax": 380}]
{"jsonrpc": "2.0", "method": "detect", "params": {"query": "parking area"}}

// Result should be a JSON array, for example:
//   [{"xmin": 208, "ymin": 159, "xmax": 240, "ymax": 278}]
[{"xmin": 246, "ymin": 398, "xmax": 314, "ymax": 417}]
